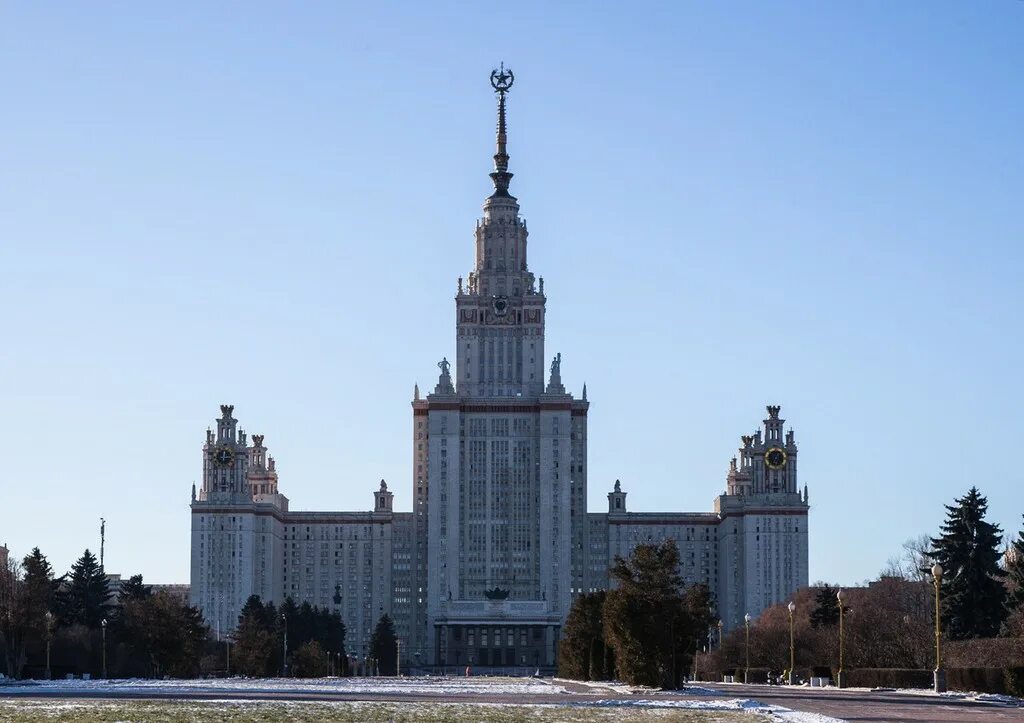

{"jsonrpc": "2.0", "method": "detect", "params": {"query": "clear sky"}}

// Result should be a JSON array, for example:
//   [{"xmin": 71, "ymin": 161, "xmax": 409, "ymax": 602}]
[{"xmin": 1, "ymin": 2, "xmax": 1021, "ymax": 588}]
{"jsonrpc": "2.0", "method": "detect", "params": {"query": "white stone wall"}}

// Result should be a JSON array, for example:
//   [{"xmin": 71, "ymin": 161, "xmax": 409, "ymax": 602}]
[
  {"xmin": 190, "ymin": 509, "xmax": 261, "ymax": 638},
  {"xmin": 606, "ymin": 515, "xmax": 719, "ymax": 593},
  {"xmin": 278, "ymin": 517, "xmax": 392, "ymax": 657},
  {"xmin": 538, "ymin": 406, "xmax": 572, "ymax": 619},
  {"xmin": 715, "ymin": 493, "xmax": 809, "ymax": 631}
]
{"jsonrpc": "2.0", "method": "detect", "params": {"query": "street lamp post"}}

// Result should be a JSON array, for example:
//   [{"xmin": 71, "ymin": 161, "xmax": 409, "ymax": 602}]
[
  {"xmin": 787, "ymin": 601, "xmax": 796, "ymax": 685},
  {"xmin": 101, "ymin": 618, "xmax": 108, "ymax": 679},
  {"xmin": 397, "ymin": 638, "xmax": 401, "ymax": 677},
  {"xmin": 44, "ymin": 611, "xmax": 53, "ymax": 680},
  {"xmin": 226, "ymin": 636, "xmax": 231, "ymax": 677},
  {"xmin": 836, "ymin": 589, "xmax": 846, "ymax": 688},
  {"xmin": 717, "ymin": 620, "xmax": 723, "ymax": 649},
  {"xmin": 281, "ymin": 614, "xmax": 288, "ymax": 677},
  {"xmin": 743, "ymin": 613, "xmax": 751, "ymax": 684},
  {"xmin": 932, "ymin": 563, "xmax": 946, "ymax": 693}
]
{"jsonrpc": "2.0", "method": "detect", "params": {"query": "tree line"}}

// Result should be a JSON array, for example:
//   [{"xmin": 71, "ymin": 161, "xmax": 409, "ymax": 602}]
[
  {"xmin": 0, "ymin": 548, "xmax": 206, "ymax": 679},
  {"xmin": 704, "ymin": 486, "xmax": 1024, "ymax": 680},
  {"xmin": 0, "ymin": 547, "xmax": 372, "ymax": 680},
  {"xmin": 231, "ymin": 596, "xmax": 401, "ymax": 677},
  {"xmin": 561, "ymin": 485, "xmax": 1024, "ymax": 688}
]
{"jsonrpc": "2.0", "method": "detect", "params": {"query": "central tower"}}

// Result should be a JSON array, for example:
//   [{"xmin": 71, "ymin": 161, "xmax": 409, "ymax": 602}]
[
  {"xmin": 410, "ymin": 67, "xmax": 590, "ymax": 668},
  {"xmin": 457, "ymin": 65, "xmax": 546, "ymax": 398}
]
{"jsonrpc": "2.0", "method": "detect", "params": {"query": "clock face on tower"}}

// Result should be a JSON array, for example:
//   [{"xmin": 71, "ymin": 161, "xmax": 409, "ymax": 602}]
[
  {"xmin": 214, "ymin": 445, "xmax": 235, "ymax": 468},
  {"xmin": 492, "ymin": 295, "xmax": 509, "ymax": 316},
  {"xmin": 765, "ymin": 447, "xmax": 787, "ymax": 470}
]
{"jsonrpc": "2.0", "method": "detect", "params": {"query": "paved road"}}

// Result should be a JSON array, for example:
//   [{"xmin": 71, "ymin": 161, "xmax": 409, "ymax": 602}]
[
  {"xmin": 670, "ymin": 683, "xmax": 1024, "ymax": 722},
  {"xmin": 3, "ymin": 679, "xmax": 1024, "ymax": 722}
]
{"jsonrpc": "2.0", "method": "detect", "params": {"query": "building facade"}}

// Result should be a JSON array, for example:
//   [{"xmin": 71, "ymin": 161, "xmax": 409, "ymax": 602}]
[{"xmin": 189, "ymin": 69, "xmax": 809, "ymax": 667}]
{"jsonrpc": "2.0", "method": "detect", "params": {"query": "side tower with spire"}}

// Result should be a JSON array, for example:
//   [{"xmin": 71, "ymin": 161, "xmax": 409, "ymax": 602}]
[{"xmin": 410, "ymin": 67, "xmax": 590, "ymax": 668}]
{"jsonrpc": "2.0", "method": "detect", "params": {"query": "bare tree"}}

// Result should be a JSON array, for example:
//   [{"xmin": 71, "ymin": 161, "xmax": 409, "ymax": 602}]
[
  {"xmin": 882, "ymin": 534, "xmax": 932, "ymax": 584},
  {"xmin": 0, "ymin": 555, "xmax": 26, "ymax": 678}
]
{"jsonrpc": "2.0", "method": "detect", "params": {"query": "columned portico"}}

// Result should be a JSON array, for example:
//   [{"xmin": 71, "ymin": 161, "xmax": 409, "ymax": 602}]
[{"xmin": 432, "ymin": 600, "xmax": 561, "ymax": 668}]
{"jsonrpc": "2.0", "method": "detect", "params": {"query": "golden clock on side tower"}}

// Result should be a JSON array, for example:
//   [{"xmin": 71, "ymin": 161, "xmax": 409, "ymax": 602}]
[
  {"xmin": 213, "ymin": 445, "xmax": 235, "ymax": 468},
  {"xmin": 765, "ymin": 447, "xmax": 787, "ymax": 470}
]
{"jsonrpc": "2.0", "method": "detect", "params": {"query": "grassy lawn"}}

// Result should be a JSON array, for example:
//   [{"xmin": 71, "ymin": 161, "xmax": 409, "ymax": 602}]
[{"xmin": 0, "ymin": 700, "xmax": 766, "ymax": 722}]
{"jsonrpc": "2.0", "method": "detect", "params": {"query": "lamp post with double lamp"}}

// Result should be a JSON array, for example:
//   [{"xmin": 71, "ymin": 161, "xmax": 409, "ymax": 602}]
[
  {"xmin": 743, "ymin": 613, "xmax": 751, "ymax": 684},
  {"xmin": 44, "ymin": 611, "xmax": 53, "ymax": 680},
  {"xmin": 787, "ymin": 601, "xmax": 796, "ymax": 685},
  {"xmin": 932, "ymin": 563, "xmax": 946, "ymax": 693},
  {"xmin": 101, "ymin": 618, "xmax": 108, "ymax": 679},
  {"xmin": 836, "ymin": 589, "xmax": 846, "ymax": 688}
]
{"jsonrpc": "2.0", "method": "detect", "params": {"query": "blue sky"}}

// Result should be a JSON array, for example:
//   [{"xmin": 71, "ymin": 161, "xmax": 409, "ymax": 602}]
[{"xmin": 1, "ymin": 2, "xmax": 1021, "ymax": 587}]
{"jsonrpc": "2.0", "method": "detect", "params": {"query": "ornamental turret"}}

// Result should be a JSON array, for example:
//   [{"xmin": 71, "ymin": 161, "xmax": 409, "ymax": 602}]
[
  {"xmin": 725, "ymin": 405, "xmax": 799, "ymax": 496},
  {"xmin": 200, "ymin": 404, "xmax": 249, "ymax": 502}
]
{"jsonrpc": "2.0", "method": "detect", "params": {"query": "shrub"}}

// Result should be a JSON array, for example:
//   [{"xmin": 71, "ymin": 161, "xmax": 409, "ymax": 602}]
[
  {"xmin": 946, "ymin": 638, "xmax": 1024, "ymax": 668},
  {"xmin": 947, "ymin": 668, "xmax": 1005, "ymax": 695},
  {"xmin": 1004, "ymin": 667, "xmax": 1024, "ymax": 697},
  {"xmin": 290, "ymin": 641, "xmax": 327, "ymax": 678},
  {"xmin": 839, "ymin": 668, "xmax": 932, "ymax": 689}
]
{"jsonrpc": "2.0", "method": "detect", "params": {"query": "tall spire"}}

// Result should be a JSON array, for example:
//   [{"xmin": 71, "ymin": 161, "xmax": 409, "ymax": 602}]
[{"xmin": 489, "ymin": 63, "xmax": 515, "ymax": 198}]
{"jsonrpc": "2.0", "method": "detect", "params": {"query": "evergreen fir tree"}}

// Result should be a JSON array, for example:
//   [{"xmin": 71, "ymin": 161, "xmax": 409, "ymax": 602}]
[
  {"xmin": 558, "ymin": 591, "xmax": 610, "ymax": 680},
  {"xmin": 116, "ymin": 591, "xmax": 208, "ymax": 677},
  {"xmin": 291, "ymin": 639, "xmax": 328, "ymax": 677},
  {"xmin": 231, "ymin": 597, "xmax": 277, "ymax": 677},
  {"xmin": 809, "ymin": 584, "xmax": 841, "ymax": 628},
  {"xmin": 369, "ymin": 613, "xmax": 398, "ymax": 675},
  {"xmin": 603, "ymin": 540, "xmax": 708, "ymax": 688},
  {"xmin": 238, "ymin": 595, "xmax": 268, "ymax": 627},
  {"xmin": 676, "ymin": 582, "xmax": 714, "ymax": 683},
  {"xmin": 929, "ymin": 487, "xmax": 1007, "ymax": 639},
  {"xmin": 1004, "ymin": 516, "xmax": 1024, "ymax": 613},
  {"xmin": 60, "ymin": 549, "xmax": 112, "ymax": 628},
  {"xmin": 119, "ymin": 574, "xmax": 151, "ymax": 602},
  {"xmin": 21, "ymin": 548, "xmax": 59, "ymax": 638}
]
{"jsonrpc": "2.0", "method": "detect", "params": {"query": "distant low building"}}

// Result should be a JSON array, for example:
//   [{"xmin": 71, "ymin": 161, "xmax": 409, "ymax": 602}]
[
  {"xmin": 104, "ymin": 573, "xmax": 123, "ymax": 597},
  {"xmin": 151, "ymin": 584, "xmax": 191, "ymax": 606},
  {"xmin": 103, "ymin": 574, "xmax": 190, "ymax": 608}
]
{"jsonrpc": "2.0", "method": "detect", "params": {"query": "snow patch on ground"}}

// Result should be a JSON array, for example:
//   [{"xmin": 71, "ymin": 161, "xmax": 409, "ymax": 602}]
[
  {"xmin": 552, "ymin": 679, "xmax": 845, "ymax": 721},
  {"xmin": 585, "ymin": 698, "xmax": 845, "ymax": 722},
  {"xmin": 827, "ymin": 685, "xmax": 1024, "ymax": 707},
  {"xmin": 0, "ymin": 675, "xmax": 565, "ymax": 697}
]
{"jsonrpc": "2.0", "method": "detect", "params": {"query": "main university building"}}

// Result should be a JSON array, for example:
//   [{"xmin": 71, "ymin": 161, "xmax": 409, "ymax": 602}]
[{"xmin": 190, "ymin": 69, "xmax": 809, "ymax": 668}]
